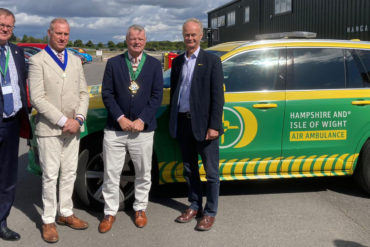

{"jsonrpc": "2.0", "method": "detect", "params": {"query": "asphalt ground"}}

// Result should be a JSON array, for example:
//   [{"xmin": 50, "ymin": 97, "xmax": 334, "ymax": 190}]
[{"xmin": 2, "ymin": 60, "xmax": 370, "ymax": 247}]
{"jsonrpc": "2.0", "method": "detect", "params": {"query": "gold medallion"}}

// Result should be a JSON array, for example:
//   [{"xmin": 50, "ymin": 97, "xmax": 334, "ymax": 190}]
[{"xmin": 129, "ymin": 80, "xmax": 139, "ymax": 94}]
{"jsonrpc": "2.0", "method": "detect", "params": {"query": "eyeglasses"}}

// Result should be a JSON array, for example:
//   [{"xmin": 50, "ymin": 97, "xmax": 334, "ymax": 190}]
[{"xmin": 0, "ymin": 23, "xmax": 15, "ymax": 30}]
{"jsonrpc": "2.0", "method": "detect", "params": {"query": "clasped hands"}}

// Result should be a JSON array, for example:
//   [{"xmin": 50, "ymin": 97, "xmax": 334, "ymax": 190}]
[
  {"xmin": 118, "ymin": 116, "xmax": 144, "ymax": 132},
  {"xmin": 62, "ymin": 118, "xmax": 82, "ymax": 134}
]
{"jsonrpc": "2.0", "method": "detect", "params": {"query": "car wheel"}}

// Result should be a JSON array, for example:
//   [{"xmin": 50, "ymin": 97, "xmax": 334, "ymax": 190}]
[
  {"xmin": 75, "ymin": 137, "xmax": 135, "ymax": 211},
  {"xmin": 354, "ymin": 140, "xmax": 370, "ymax": 194}
]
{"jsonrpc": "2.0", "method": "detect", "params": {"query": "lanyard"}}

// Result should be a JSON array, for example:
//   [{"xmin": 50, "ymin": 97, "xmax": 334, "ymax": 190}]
[
  {"xmin": 0, "ymin": 47, "xmax": 10, "ymax": 80},
  {"xmin": 124, "ymin": 52, "xmax": 147, "ymax": 81}
]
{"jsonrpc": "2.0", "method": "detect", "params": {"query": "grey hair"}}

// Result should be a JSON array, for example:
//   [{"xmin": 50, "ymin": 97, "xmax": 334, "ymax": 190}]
[
  {"xmin": 183, "ymin": 18, "xmax": 203, "ymax": 34},
  {"xmin": 126, "ymin": 24, "xmax": 146, "ymax": 39},
  {"xmin": 49, "ymin": 18, "xmax": 69, "ymax": 32},
  {"xmin": 0, "ymin": 8, "xmax": 15, "ymax": 23}
]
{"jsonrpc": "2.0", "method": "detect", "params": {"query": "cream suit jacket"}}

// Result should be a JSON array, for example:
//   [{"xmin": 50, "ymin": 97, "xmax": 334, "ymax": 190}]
[{"xmin": 29, "ymin": 49, "xmax": 89, "ymax": 136}]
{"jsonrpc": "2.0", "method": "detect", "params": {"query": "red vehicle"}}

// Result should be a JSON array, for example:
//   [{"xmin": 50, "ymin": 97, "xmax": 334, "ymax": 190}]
[{"xmin": 17, "ymin": 43, "xmax": 48, "ymax": 49}]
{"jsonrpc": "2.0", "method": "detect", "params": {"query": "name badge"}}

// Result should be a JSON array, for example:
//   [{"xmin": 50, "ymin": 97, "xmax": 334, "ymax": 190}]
[{"xmin": 1, "ymin": 85, "xmax": 13, "ymax": 95}]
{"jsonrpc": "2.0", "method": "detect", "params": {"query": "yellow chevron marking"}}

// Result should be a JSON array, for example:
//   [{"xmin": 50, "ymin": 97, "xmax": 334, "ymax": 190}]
[
  {"xmin": 313, "ymin": 155, "xmax": 329, "ymax": 171},
  {"xmin": 233, "ymin": 158, "xmax": 250, "ymax": 174},
  {"xmin": 301, "ymin": 155, "xmax": 317, "ymax": 172},
  {"xmin": 245, "ymin": 158, "xmax": 261, "ymax": 173},
  {"xmin": 291, "ymin": 156, "xmax": 306, "ymax": 173},
  {"xmin": 257, "ymin": 157, "xmax": 274, "ymax": 174},
  {"xmin": 280, "ymin": 156, "xmax": 295, "ymax": 173},
  {"xmin": 269, "ymin": 157, "xmax": 282, "ymax": 174},
  {"xmin": 323, "ymin": 154, "xmax": 339, "ymax": 171},
  {"xmin": 345, "ymin": 154, "xmax": 359, "ymax": 171},
  {"xmin": 334, "ymin": 154, "xmax": 350, "ymax": 170},
  {"xmin": 161, "ymin": 161, "xmax": 178, "ymax": 183},
  {"xmin": 222, "ymin": 159, "xmax": 238, "ymax": 175}
]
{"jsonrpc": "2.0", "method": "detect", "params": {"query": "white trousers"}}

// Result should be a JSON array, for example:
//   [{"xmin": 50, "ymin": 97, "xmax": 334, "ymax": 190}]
[
  {"xmin": 102, "ymin": 129, "xmax": 154, "ymax": 215},
  {"xmin": 37, "ymin": 133, "xmax": 80, "ymax": 224}
]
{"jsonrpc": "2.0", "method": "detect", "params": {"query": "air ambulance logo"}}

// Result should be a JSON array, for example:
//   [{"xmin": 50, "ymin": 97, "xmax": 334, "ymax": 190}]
[{"xmin": 220, "ymin": 106, "xmax": 258, "ymax": 149}]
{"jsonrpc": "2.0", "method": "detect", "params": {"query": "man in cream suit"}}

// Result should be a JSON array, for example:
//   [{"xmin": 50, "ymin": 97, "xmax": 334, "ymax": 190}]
[{"xmin": 29, "ymin": 18, "xmax": 89, "ymax": 243}]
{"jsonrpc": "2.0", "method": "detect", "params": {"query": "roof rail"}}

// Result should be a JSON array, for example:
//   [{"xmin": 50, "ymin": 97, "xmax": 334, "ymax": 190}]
[{"xmin": 255, "ymin": 31, "xmax": 317, "ymax": 40}]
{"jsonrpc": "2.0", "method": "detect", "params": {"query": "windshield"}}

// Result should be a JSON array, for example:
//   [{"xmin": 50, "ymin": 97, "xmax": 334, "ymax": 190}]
[{"xmin": 205, "ymin": 50, "xmax": 227, "ymax": 57}]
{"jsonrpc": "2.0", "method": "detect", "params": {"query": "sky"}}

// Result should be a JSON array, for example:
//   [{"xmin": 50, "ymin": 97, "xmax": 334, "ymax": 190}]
[{"xmin": 2, "ymin": 0, "xmax": 231, "ymax": 43}]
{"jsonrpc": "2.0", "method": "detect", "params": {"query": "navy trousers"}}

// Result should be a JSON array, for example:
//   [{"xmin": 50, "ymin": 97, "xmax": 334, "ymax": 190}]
[
  {"xmin": 177, "ymin": 114, "xmax": 220, "ymax": 217},
  {"xmin": 0, "ymin": 113, "xmax": 20, "ymax": 227}
]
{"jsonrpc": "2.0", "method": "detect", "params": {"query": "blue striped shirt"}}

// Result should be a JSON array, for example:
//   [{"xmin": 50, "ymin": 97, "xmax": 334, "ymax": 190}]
[{"xmin": 1, "ymin": 43, "xmax": 22, "ymax": 118}]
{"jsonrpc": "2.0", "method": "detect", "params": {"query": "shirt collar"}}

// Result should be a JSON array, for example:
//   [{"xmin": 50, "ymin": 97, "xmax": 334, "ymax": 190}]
[
  {"xmin": 1, "ymin": 42, "xmax": 9, "ymax": 50},
  {"xmin": 128, "ymin": 51, "xmax": 143, "ymax": 63},
  {"xmin": 184, "ymin": 46, "xmax": 200, "ymax": 61},
  {"xmin": 49, "ymin": 46, "xmax": 65, "ymax": 55}
]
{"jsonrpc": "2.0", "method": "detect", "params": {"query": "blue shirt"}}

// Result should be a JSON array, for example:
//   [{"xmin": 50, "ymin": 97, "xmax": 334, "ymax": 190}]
[
  {"xmin": 1, "ymin": 43, "xmax": 22, "ymax": 118},
  {"xmin": 178, "ymin": 47, "xmax": 200, "ymax": 113}
]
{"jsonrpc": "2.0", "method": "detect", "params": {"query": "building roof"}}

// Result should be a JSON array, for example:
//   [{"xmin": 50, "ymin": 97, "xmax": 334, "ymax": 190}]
[{"xmin": 207, "ymin": 0, "xmax": 241, "ymax": 14}]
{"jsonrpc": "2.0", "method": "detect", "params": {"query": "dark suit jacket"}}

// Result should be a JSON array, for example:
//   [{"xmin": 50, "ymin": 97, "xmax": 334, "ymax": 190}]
[
  {"xmin": 0, "ymin": 43, "xmax": 31, "ymax": 139},
  {"xmin": 102, "ymin": 53, "xmax": 163, "ymax": 132},
  {"xmin": 169, "ymin": 49, "xmax": 224, "ymax": 141}
]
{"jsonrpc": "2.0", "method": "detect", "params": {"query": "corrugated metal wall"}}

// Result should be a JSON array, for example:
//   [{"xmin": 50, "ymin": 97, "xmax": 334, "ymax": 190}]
[
  {"xmin": 208, "ymin": 0, "xmax": 370, "ymax": 45},
  {"xmin": 208, "ymin": 0, "xmax": 260, "ymax": 42}
]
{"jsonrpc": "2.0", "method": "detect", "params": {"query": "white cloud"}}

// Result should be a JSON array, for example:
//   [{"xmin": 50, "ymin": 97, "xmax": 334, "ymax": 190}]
[
  {"xmin": 4, "ymin": 0, "xmax": 232, "ymax": 42},
  {"xmin": 113, "ymin": 35, "xmax": 126, "ymax": 41},
  {"xmin": 15, "ymin": 13, "xmax": 52, "ymax": 26}
]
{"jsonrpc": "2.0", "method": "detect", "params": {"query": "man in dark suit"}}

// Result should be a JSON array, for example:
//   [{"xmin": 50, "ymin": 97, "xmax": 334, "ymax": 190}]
[
  {"xmin": 98, "ymin": 24, "xmax": 163, "ymax": 233},
  {"xmin": 0, "ymin": 8, "xmax": 31, "ymax": 241},
  {"xmin": 169, "ymin": 18, "xmax": 224, "ymax": 231}
]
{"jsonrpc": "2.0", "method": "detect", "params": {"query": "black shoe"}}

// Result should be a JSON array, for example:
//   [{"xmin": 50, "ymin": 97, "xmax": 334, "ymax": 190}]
[{"xmin": 0, "ymin": 226, "xmax": 21, "ymax": 241}]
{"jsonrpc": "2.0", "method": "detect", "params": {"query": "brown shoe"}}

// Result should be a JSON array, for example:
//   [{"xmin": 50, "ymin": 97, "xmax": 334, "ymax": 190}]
[
  {"xmin": 42, "ymin": 223, "xmax": 58, "ymax": 243},
  {"xmin": 195, "ymin": 215, "xmax": 215, "ymax": 231},
  {"xmin": 56, "ymin": 214, "xmax": 88, "ymax": 230},
  {"xmin": 99, "ymin": 215, "xmax": 116, "ymax": 233},
  {"xmin": 134, "ymin": 211, "xmax": 147, "ymax": 228},
  {"xmin": 175, "ymin": 208, "xmax": 202, "ymax": 223}
]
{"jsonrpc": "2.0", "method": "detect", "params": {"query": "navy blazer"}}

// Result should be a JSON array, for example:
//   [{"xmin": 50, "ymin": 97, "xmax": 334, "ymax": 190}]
[
  {"xmin": 0, "ymin": 43, "xmax": 31, "ymax": 139},
  {"xmin": 169, "ymin": 49, "xmax": 224, "ymax": 141},
  {"xmin": 102, "ymin": 53, "xmax": 163, "ymax": 132}
]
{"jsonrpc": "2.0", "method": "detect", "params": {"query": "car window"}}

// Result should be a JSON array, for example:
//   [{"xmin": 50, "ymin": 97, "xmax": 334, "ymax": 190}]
[
  {"xmin": 289, "ymin": 48, "xmax": 345, "ymax": 90},
  {"xmin": 223, "ymin": 49, "xmax": 281, "ymax": 92},
  {"xmin": 356, "ymin": 50, "xmax": 370, "ymax": 84},
  {"xmin": 163, "ymin": 69, "xmax": 171, "ymax": 88},
  {"xmin": 345, "ymin": 49, "xmax": 370, "ymax": 88}
]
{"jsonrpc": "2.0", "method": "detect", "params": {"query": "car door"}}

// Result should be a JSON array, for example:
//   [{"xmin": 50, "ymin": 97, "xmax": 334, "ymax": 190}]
[
  {"xmin": 217, "ymin": 47, "xmax": 287, "ymax": 180},
  {"xmin": 282, "ymin": 47, "xmax": 370, "ymax": 177}
]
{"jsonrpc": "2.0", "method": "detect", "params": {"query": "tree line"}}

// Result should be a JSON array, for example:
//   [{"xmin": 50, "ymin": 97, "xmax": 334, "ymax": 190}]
[{"xmin": 11, "ymin": 34, "xmax": 208, "ymax": 51}]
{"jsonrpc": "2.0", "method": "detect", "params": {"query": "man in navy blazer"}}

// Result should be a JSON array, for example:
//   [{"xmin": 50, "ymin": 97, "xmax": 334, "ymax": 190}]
[
  {"xmin": 0, "ymin": 8, "xmax": 31, "ymax": 241},
  {"xmin": 99, "ymin": 24, "xmax": 163, "ymax": 232},
  {"xmin": 169, "ymin": 18, "xmax": 224, "ymax": 231}
]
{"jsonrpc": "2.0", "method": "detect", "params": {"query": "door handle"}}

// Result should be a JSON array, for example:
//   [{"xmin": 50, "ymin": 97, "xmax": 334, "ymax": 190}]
[
  {"xmin": 253, "ymin": 103, "xmax": 278, "ymax": 109},
  {"xmin": 352, "ymin": 100, "xmax": 370, "ymax": 105}
]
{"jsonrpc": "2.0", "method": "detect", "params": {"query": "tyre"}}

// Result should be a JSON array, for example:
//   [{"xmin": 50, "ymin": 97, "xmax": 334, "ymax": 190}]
[
  {"xmin": 354, "ymin": 140, "xmax": 370, "ymax": 194},
  {"xmin": 74, "ymin": 132, "xmax": 136, "ymax": 211}
]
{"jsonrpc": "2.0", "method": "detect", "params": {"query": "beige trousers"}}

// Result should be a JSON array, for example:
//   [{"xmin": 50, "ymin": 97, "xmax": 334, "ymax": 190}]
[
  {"xmin": 102, "ymin": 129, "xmax": 154, "ymax": 215},
  {"xmin": 37, "ymin": 133, "xmax": 80, "ymax": 224}
]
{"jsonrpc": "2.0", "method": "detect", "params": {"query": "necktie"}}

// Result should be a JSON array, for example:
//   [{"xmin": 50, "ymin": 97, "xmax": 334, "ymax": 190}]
[
  {"xmin": 57, "ymin": 52, "xmax": 64, "ymax": 63},
  {"xmin": 0, "ymin": 46, "xmax": 14, "ymax": 116},
  {"xmin": 132, "ymin": 57, "xmax": 138, "ymax": 72}
]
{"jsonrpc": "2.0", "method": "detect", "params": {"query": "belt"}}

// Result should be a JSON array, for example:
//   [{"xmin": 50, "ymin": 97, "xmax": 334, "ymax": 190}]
[{"xmin": 178, "ymin": 112, "xmax": 191, "ymax": 119}]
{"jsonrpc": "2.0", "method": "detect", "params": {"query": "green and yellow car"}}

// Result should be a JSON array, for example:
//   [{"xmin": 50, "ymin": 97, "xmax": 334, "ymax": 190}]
[{"xmin": 28, "ymin": 34, "xmax": 370, "ymax": 210}]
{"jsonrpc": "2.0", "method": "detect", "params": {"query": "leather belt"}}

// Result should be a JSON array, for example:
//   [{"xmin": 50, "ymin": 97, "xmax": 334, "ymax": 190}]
[{"xmin": 178, "ymin": 112, "xmax": 191, "ymax": 119}]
